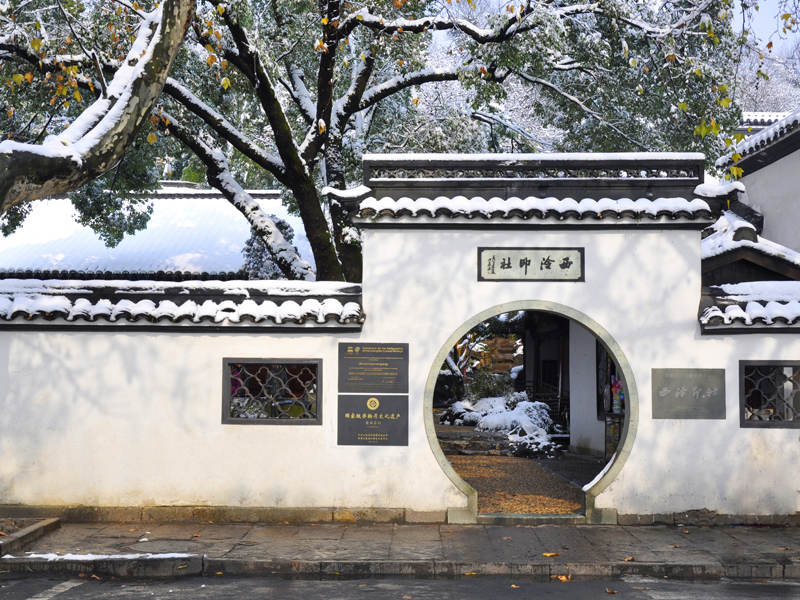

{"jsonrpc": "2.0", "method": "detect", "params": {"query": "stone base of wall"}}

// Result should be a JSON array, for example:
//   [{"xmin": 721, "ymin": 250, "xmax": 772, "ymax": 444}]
[
  {"xmin": 618, "ymin": 510, "xmax": 800, "ymax": 526},
  {"xmin": 0, "ymin": 505, "xmax": 448, "ymax": 524}
]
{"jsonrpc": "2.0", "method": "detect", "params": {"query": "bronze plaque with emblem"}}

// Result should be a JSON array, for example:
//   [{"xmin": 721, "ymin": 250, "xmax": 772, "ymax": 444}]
[
  {"xmin": 652, "ymin": 368, "xmax": 726, "ymax": 419},
  {"xmin": 338, "ymin": 343, "xmax": 409, "ymax": 394},
  {"xmin": 338, "ymin": 395, "xmax": 409, "ymax": 446}
]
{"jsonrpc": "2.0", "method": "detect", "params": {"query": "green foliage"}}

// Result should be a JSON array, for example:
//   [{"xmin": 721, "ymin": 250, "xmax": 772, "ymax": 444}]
[
  {"xmin": 67, "ymin": 128, "xmax": 158, "ymax": 247},
  {"xmin": 466, "ymin": 370, "xmax": 515, "ymax": 401}
]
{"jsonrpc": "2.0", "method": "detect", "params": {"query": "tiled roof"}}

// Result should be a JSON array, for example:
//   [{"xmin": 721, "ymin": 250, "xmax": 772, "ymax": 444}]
[
  {"xmin": 700, "ymin": 282, "xmax": 800, "ymax": 332},
  {"xmin": 0, "ymin": 279, "xmax": 364, "ymax": 329},
  {"xmin": 0, "ymin": 183, "xmax": 314, "ymax": 280},
  {"xmin": 353, "ymin": 195, "xmax": 716, "ymax": 224},
  {"xmin": 717, "ymin": 108, "xmax": 800, "ymax": 169},
  {"xmin": 702, "ymin": 212, "xmax": 800, "ymax": 268}
]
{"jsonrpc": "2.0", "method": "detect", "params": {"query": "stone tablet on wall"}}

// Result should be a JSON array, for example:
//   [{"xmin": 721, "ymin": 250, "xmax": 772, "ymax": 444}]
[
  {"xmin": 338, "ymin": 395, "xmax": 409, "ymax": 446},
  {"xmin": 478, "ymin": 247, "xmax": 584, "ymax": 282},
  {"xmin": 338, "ymin": 343, "xmax": 409, "ymax": 394},
  {"xmin": 652, "ymin": 368, "xmax": 726, "ymax": 419}
]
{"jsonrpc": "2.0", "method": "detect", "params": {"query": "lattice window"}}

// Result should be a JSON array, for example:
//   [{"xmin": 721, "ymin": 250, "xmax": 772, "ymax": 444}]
[
  {"xmin": 222, "ymin": 359, "xmax": 321, "ymax": 425},
  {"xmin": 740, "ymin": 361, "xmax": 800, "ymax": 428}
]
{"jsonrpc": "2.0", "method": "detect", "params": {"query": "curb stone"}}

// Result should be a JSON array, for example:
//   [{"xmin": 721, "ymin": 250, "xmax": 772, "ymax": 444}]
[
  {"xmin": 0, "ymin": 518, "xmax": 61, "ymax": 557},
  {"xmin": 1, "ymin": 555, "xmax": 798, "ymax": 581}
]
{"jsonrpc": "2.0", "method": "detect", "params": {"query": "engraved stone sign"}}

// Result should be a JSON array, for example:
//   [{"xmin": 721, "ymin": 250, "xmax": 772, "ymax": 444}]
[
  {"xmin": 337, "ymin": 395, "xmax": 409, "ymax": 446},
  {"xmin": 339, "ymin": 343, "xmax": 409, "ymax": 394},
  {"xmin": 478, "ymin": 247, "xmax": 584, "ymax": 281},
  {"xmin": 652, "ymin": 368, "xmax": 726, "ymax": 419}
]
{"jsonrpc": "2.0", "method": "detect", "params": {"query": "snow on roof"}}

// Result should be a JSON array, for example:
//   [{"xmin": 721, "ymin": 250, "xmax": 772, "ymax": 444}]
[
  {"xmin": 0, "ymin": 184, "xmax": 314, "ymax": 279},
  {"xmin": 701, "ymin": 281, "xmax": 800, "ymax": 330},
  {"xmin": 0, "ymin": 278, "xmax": 364, "ymax": 328},
  {"xmin": 354, "ymin": 195, "xmax": 715, "ymax": 223},
  {"xmin": 717, "ymin": 107, "xmax": 800, "ymax": 168},
  {"xmin": 701, "ymin": 211, "xmax": 800, "ymax": 267},
  {"xmin": 741, "ymin": 112, "xmax": 791, "ymax": 127},
  {"xmin": 693, "ymin": 181, "xmax": 745, "ymax": 198},
  {"xmin": 363, "ymin": 152, "xmax": 706, "ymax": 164}
]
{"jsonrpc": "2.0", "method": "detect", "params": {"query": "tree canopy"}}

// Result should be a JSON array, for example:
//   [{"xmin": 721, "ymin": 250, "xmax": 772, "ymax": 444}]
[{"xmin": 0, "ymin": 0, "xmax": 780, "ymax": 281}]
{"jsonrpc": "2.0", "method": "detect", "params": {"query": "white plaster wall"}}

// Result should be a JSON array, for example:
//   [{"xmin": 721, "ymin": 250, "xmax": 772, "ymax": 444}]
[
  {"xmin": 568, "ymin": 322, "xmax": 605, "ymax": 456},
  {"xmin": 3, "ymin": 223, "xmax": 800, "ymax": 517},
  {"xmin": 0, "ymin": 330, "xmax": 463, "ymax": 511},
  {"xmin": 361, "ymin": 226, "xmax": 800, "ymax": 517},
  {"xmin": 742, "ymin": 152, "xmax": 800, "ymax": 252}
]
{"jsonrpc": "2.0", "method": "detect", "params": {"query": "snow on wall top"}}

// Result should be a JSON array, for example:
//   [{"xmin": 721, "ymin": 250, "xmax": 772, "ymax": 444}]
[
  {"xmin": 363, "ymin": 152, "xmax": 706, "ymax": 164},
  {"xmin": 701, "ymin": 281, "xmax": 800, "ymax": 330},
  {"xmin": 701, "ymin": 211, "xmax": 800, "ymax": 267},
  {"xmin": 0, "ymin": 278, "xmax": 364, "ymax": 328},
  {"xmin": 0, "ymin": 185, "xmax": 315, "ymax": 278},
  {"xmin": 717, "ymin": 107, "xmax": 800, "ymax": 168},
  {"xmin": 741, "ymin": 112, "xmax": 791, "ymax": 126},
  {"xmin": 354, "ymin": 195, "xmax": 715, "ymax": 223}
]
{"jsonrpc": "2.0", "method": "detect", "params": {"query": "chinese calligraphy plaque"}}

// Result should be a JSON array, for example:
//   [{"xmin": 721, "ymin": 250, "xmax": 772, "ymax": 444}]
[
  {"xmin": 478, "ymin": 247, "xmax": 584, "ymax": 282},
  {"xmin": 338, "ymin": 395, "xmax": 409, "ymax": 446},
  {"xmin": 651, "ymin": 368, "xmax": 726, "ymax": 419},
  {"xmin": 339, "ymin": 343, "xmax": 409, "ymax": 394}
]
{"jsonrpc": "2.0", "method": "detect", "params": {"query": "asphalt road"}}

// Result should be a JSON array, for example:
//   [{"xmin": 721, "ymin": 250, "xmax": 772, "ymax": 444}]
[{"xmin": 2, "ymin": 576, "xmax": 800, "ymax": 600}]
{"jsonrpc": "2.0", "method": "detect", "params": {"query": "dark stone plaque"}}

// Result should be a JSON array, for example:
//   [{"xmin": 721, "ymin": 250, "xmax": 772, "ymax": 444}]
[
  {"xmin": 652, "ymin": 368, "xmax": 726, "ymax": 419},
  {"xmin": 338, "ymin": 395, "xmax": 409, "ymax": 446},
  {"xmin": 338, "ymin": 343, "xmax": 409, "ymax": 394}
]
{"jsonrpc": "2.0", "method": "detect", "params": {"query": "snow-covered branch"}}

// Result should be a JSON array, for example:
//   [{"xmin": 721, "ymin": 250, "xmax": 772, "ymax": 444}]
[
  {"xmin": 358, "ymin": 67, "xmax": 459, "ymax": 113},
  {"xmin": 620, "ymin": 0, "xmax": 716, "ymax": 39},
  {"xmin": 163, "ymin": 112, "xmax": 314, "ymax": 281},
  {"xmin": 0, "ymin": 0, "xmax": 195, "ymax": 215},
  {"xmin": 279, "ymin": 67, "xmax": 316, "ymax": 125},
  {"xmin": 163, "ymin": 78, "xmax": 287, "ymax": 182},
  {"xmin": 518, "ymin": 72, "xmax": 649, "ymax": 151}
]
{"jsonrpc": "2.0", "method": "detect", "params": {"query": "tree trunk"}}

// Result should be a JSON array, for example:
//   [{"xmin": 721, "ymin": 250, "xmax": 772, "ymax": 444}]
[
  {"xmin": 0, "ymin": 0, "xmax": 195, "ymax": 215},
  {"xmin": 324, "ymin": 138, "xmax": 363, "ymax": 282}
]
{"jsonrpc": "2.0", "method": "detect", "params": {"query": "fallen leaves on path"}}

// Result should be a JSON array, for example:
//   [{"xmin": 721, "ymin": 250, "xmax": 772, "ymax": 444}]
[
  {"xmin": 669, "ymin": 545, "xmax": 682, "ymax": 548},
  {"xmin": 552, "ymin": 574, "xmax": 571, "ymax": 582},
  {"xmin": 606, "ymin": 589, "xmax": 618, "ymax": 594},
  {"xmin": 624, "ymin": 556, "xmax": 634, "ymax": 561},
  {"xmin": 543, "ymin": 552, "xmax": 559, "ymax": 557}
]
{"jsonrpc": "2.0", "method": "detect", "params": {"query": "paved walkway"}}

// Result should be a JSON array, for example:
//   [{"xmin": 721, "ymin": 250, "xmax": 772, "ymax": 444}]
[{"xmin": 3, "ymin": 522, "xmax": 800, "ymax": 580}]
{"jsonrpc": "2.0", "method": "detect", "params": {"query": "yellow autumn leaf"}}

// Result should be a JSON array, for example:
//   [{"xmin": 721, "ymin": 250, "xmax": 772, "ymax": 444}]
[
  {"xmin": 6, "ymin": 108, "xmax": 13, "ymax": 117},
  {"xmin": 24, "ymin": 73, "xmax": 33, "ymax": 83},
  {"xmin": 732, "ymin": 152, "xmax": 742, "ymax": 163},
  {"xmin": 207, "ymin": 55, "xmax": 217, "ymax": 66},
  {"xmin": 205, "ymin": 44, "xmax": 214, "ymax": 53},
  {"xmin": 11, "ymin": 74, "xmax": 23, "ymax": 85},
  {"xmin": 624, "ymin": 556, "xmax": 634, "ymax": 562},
  {"xmin": 412, "ymin": 97, "xmax": 419, "ymax": 105},
  {"xmin": 73, "ymin": 90, "xmax": 82, "ymax": 102},
  {"xmin": 606, "ymin": 589, "xmax": 618, "ymax": 594},
  {"xmin": 321, "ymin": 17, "xmax": 329, "ymax": 24},
  {"xmin": 30, "ymin": 38, "xmax": 42, "ymax": 52},
  {"xmin": 356, "ymin": 14, "xmax": 363, "ymax": 20},
  {"xmin": 147, "ymin": 132, "xmax": 157, "ymax": 145},
  {"xmin": 220, "ymin": 60, "xmax": 228, "ymax": 70},
  {"xmin": 543, "ymin": 552, "xmax": 559, "ymax": 557},
  {"xmin": 720, "ymin": 97, "xmax": 732, "ymax": 108},
  {"xmin": 221, "ymin": 77, "xmax": 231, "ymax": 89},
  {"xmin": 217, "ymin": 4, "xmax": 225, "ymax": 14},
  {"xmin": 678, "ymin": 102, "xmax": 688, "ymax": 111}
]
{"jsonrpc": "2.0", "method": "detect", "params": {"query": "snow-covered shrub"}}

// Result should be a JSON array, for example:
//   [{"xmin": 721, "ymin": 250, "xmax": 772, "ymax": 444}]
[{"xmin": 439, "ymin": 392, "xmax": 561, "ymax": 458}]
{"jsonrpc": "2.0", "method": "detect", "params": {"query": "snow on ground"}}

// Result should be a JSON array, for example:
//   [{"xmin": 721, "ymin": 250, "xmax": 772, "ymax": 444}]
[{"xmin": 441, "ymin": 392, "xmax": 561, "ymax": 458}]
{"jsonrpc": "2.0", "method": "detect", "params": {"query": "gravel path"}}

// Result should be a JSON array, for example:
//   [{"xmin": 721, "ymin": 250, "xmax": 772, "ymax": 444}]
[{"xmin": 448, "ymin": 455, "xmax": 584, "ymax": 514}]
